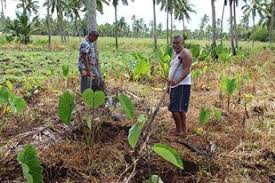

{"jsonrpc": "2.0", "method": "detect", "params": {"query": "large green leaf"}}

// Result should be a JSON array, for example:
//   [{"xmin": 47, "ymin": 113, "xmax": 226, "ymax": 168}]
[
  {"xmin": 82, "ymin": 89, "xmax": 105, "ymax": 108},
  {"xmin": 9, "ymin": 94, "xmax": 27, "ymax": 113},
  {"xmin": 118, "ymin": 94, "xmax": 135, "ymax": 121},
  {"xmin": 133, "ymin": 59, "xmax": 151, "ymax": 80},
  {"xmin": 61, "ymin": 64, "xmax": 69, "ymax": 78},
  {"xmin": 128, "ymin": 114, "xmax": 145, "ymax": 148},
  {"xmin": 58, "ymin": 91, "xmax": 75, "ymax": 125},
  {"xmin": 0, "ymin": 86, "xmax": 10, "ymax": 105},
  {"xmin": 199, "ymin": 107, "xmax": 211, "ymax": 125},
  {"xmin": 144, "ymin": 175, "xmax": 164, "ymax": 183},
  {"xmin": 152, "ymin": 143, "xmax": 183, "ymax": 169},
  {"xmin": 214, "ymin": 109, "xmax": 222, "ymax": 121},
  {"xmin": 17, "ymin": 144, "xmax": 43, "ymax": 183}
]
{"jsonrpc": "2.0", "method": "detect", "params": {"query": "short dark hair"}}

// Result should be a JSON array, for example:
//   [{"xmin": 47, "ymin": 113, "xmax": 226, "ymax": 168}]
[
  {"xmin": 173, "ymin": 35, "xmax": 183, "ymax": 42},
  {"xmin": 88, "ymin": 30, "xmax": 99, "ymax": 37}
]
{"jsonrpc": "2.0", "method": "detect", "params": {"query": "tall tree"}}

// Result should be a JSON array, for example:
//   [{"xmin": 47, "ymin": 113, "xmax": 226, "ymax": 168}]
[
  {"xmin": 229, "ymin": 0, "xmax": 237, "ymax": 55},
  {"xmin": 200, "ymin": 14, "xmax": 209, "ymax": 39},
  {"xmin": 111, "ymin": 0, "xmax": 134, "ymax": 49},
  {"xmin": 174, "ymin": 0, "xmax": 196, "ymax": 40},
  {"xmin": 17, "ymin": 0, "xmax": 39, "ymax": 15},
  {"xmin": 211, "ymin": 0, "xmax": 217, "ymax": 47},
  {"xmin": 44, "ymin": 0, "xmax": 51, "ymax": 48},
  {"xmin": 220, "ymin": 0, "xmax": 226, "ymax": 46},
  {"xmin": 270, "ymin": 0, "xmax": 275, "ymax": 44},
  {"xmin": 1, "ymin": 0, "xmax": 5, "ymax": 18},
  {"xmin": 153, "ymin": 0, "xmax": 157, "ymax": 49}
]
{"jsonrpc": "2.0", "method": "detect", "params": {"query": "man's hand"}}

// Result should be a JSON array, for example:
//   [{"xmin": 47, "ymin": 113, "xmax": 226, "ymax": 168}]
[
  {"xmin": 169, "ymin": 80, "xmax": 178, "ymax": 86},
  {"xmin": 81, "ymin": 69, "xmax": 94, "ymax": 78}
]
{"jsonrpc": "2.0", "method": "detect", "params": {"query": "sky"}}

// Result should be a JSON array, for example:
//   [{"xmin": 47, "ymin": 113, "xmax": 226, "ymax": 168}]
[{"xmin": 3, "ymin": 0, "xmax": 249, "ymax": 32}]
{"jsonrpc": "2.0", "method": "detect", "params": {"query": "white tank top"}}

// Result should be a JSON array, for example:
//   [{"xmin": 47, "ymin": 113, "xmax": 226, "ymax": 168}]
[{"xmin": 169, "ymin": 49, "xmax": 191, "ymax": 88}]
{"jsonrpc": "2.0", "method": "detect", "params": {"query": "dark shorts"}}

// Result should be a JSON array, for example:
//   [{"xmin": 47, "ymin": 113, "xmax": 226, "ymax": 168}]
[
  {"xmin": 79, "ymin": 67, "xmax": 104, "ymax": 92},
  {"xmin": 169, "ymin": 85, "xmax": 191, "ymax": 113}
]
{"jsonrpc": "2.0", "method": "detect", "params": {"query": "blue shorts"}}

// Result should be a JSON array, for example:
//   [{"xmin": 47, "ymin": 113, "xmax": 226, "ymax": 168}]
[{"xmin": 169, "ymin": 85, "xmax": 191, "ymax": 112}]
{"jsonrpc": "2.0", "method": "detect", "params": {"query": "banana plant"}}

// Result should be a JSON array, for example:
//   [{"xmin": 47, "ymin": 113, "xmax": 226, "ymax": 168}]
[{"xmin": 118, "ymin": 94, "xmax": 183, "ymax": 169}]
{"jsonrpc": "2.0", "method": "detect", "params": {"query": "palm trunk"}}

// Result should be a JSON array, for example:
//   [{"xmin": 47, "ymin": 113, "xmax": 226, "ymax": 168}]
[
  {"xmin": 182, "ymin": 15, "xmax": 185, "ymax": 37},
  {"xmin": 166, "ymin": 8, "xmax": 169, "ymax": 44},
  {"xmin": 114, "ymin": 5, "xmax": 118, "ymax": 49},
  {"xmin": 270, "ymin": 0, "xmax": 275, "ymax": 44},
  {"xmin": 233, "ymin": 1, "xmax": 238, "ymax": 48},
  {"xmin": 211, "ymin": 0, "xmax": 217, "ymax": 48},
  {"xmin": 221, "ymin": 1, "xmax": 225, "ymax": 46},
  {"xmin": 252, "ymin": 17, "xmax": 255, "ymax": 47},
  {"xmin": 46, "ymin": 0, "xmax": 51, "ymax": 49},
  {"xmin": 87, "ymin": 0, "xmax": 97, "ymax": 32},
  {"xmin": 229, "ymin": 2, "xmax": 236, "ymax": 55},
  {"xmin": 153, "ymin": 0, "xmax": 157, "ymax": 49},
  {"xmin": 1, "ymin": 0, "xmax": 4, "ymax": 18},
  {"xmin": 170, "ymin": 9, "xmax": 173, "ymax": 43}
]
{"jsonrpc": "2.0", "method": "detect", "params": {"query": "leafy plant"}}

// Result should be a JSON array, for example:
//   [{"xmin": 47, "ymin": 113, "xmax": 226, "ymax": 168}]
[
  {"xmin": 61, "ymin": 64, "xmax": 69, "ymax": 78},
  {"xmin": 82, "ymin": 89, "xmax": 106, "ymax": 145},
  {"xmin": 220, "ymin": 76, "xmax": 238, "ymax": 110},
  {"xmin": 58, "ymin": 91, "xmax": 75, "ymax": 125},
  {"xmin": 0, "ymin": 85, "xmax": 27, "ymax": 132},
  {"xmin": 214, "ymin": 109, "xmax": 222, "ymax": 121},
  {"xmin": 82, "ymin": 89, "xmax": 105, "ymax": 109},
  {"xmin": 118, "ymin": 94, "xmax": 135, "ymax": 121},
  {"xmin": 152, "ymin": 143, "xmax": 183, "ymax": 169},
  {"xmin": 128, "ymin": 114, "xmax": 145, "ymax": 148},
  {"xmin": 17, "ymin": 144, "xmax": 43, "ymax": 183},
  {"xmin": 199, "ymin": 107, "xmax": 211, "ymax": 125}
]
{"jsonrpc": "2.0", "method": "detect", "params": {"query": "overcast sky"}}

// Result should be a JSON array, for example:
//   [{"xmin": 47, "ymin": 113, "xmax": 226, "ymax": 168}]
[{"xmin": 3, "ymin": 0, "xmax": 248, "ymax": 32}]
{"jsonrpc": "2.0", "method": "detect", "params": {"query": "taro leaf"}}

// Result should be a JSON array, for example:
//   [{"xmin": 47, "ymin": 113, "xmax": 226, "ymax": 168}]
[
  {"xmin": 118, "ymin": 94, "xmax": 134, "ymax": 121},
  {"xmin": 9, "ymin": 94, "xmax": 27, "ymax": 113},
  {"xmin": 133, "ymin": 59, "xmax": 151, "ymax": 80},
  {"xmin": 152, "ymin": 143, "xmax": 183, "ymax": 169},
  {"xmin": 62, "ymin": 65, "xmax": 69, "ymax": 78},
  {"xmin": 0, "ymin": 86, "xmax": 10, "ymax": 105},
  {"xmin": 82, "ymin": 89, "xmax": 105, "ymax": 108},
  {"xmin": 214, "ymin": 109, "xmax": 222, "ymax": 121},
  {"xmin": 199, "ymin": 107, "xmax": 211, "ymax": 125},
  {"xmin": 17, "ymin": 144, "xmax": 43, "ymax": 183},
  {"xmin": 58, "ymin": 91, "xmax": 75, "ymax": 125},
  {"xmin": 128, "ymin": 114, "xmax": 145, "ymax": 148},
  {"xmin": 143, "ymin": 174, "xmax": 164, "ymax": 183}
]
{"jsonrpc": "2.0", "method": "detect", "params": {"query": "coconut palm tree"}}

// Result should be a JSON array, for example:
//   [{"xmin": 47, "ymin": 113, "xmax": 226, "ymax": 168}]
[
  {"xmin": 211, "ymin": 0, "xmax": 217, "ymax": 47},
  {"xmin": 174, "ymin": 0, "xmax": 196, "ymax": 40},
  {"xmin": 17, "ymin": 0, "xmax": 39, "ymax": 15},
  {"xmin": 153, "ymin": 0, "xmax": 157, "ymax": 49},
  {"xmin": 111, "ymin": 0, "xmax": 134, "ymax": 49},
  {"xmin": 270, "ymin": 0, "xmax": 275, "ymax": 44},
  {"xmin": 220, "ymin": 0, "xmax": 226, "ymax": 46},
  {"xmin": 1, "ymin": 0, "xmax": 5, "ymax": 18},
  {"xmin": 158, "ymin": 0, "xmax": 184, "ymax": 44}
]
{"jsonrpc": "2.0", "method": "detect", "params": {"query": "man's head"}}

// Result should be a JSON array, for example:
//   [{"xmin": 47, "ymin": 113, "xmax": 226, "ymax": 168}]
[
  {"xmin": 172, "ymin": 35, "xmax": 184, "ymax": 53},
  {"xmin": 87, "ymin": 31, "xmax": 99, "ymax": 42}
]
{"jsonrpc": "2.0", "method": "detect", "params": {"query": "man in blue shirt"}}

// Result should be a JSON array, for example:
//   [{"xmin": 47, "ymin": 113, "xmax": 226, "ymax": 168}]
[{"xmin": 78, "ymin": 31, "xmax": 104, "ymax": 92}]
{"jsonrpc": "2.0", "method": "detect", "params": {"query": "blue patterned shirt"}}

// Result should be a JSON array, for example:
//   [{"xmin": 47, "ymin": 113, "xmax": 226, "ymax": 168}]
[{"xmin": 78, "ymin": 37, "xmax": 97, "ymax": 69}]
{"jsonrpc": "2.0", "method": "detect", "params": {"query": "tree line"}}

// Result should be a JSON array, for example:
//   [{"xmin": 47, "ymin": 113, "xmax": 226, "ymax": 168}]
[{"xmin": 0, "ymin": 0, "xmax": 274, "ymax": 53}]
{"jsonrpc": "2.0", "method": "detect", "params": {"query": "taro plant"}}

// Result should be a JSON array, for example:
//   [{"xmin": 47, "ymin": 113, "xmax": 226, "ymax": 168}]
[
  {"xmin": 125, "ymin": 52, "xmax": 152, "ymax": 81},
  {"xmin": 57, "ymin": 89, "xmax": 105, "ymax": 145},
  {"xmin": 17, "ymin": 144, "xmax": 43, "ymax": 183},
  {"xmin": 61, "ymin": 64, "xmax": 70, "ymax": 88},
  {"xmin": 0, "ymin": 84, "xmax": 27, "ymax": 133},
  {"xmin": 156, "ymin": 46, "xmax": 173, "ymax": 79},
  {"xmin": 118, "ymin": 94, "xmax": 183, "ymax": 169},
  {"xmin": 199, "ymin": 107, "xmax": 211, "ymax": 126},
  {"xmin": 220, "ymin": 75, "xmax": 238, "ymax": 111},
  {"xmin": 81, "ymin": 89, "xmax": 105, "ymax": 145}
]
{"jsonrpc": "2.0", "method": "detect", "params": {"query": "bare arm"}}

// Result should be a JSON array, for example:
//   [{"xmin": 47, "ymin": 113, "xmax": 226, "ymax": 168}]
[{"xmin": 175, "ymin": 50, "xmax": 192, "ymax": 85}]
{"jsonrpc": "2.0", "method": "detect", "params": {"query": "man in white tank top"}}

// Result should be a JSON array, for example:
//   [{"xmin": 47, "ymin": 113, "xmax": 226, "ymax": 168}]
[{"xmin": 168, "ymin": 35, "xmax": 192, "ymax": 136}]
